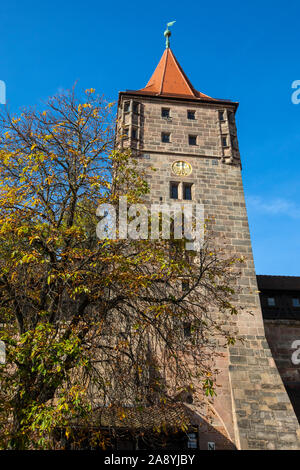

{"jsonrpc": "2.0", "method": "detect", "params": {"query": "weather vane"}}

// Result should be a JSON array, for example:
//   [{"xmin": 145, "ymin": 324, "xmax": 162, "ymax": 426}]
[{"xmin": 164, "ymin": 21, "xmax": 176, "ymax": 49}]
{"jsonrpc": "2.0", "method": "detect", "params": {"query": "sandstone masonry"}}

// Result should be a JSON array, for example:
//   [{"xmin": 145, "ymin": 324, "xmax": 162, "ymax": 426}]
[{"xmin": 116, "ymin": 47, "xmax": 300, "ymax": 449}]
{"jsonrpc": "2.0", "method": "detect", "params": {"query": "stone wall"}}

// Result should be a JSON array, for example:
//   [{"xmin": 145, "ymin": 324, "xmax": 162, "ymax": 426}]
[{"xmin": 229, "ymin": 336, "xmax": 300, "ymax": 449}]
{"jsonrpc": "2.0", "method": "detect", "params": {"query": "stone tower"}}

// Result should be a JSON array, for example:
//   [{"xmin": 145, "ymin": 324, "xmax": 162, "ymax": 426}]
[{"xmin": 116, "ymin": 44, "xmax": 300, "ymax": 450}]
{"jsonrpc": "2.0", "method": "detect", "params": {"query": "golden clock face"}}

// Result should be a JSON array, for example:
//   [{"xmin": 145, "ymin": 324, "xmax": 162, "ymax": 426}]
[{"xmin": 172, "ymin": 161, "xmax": 192, "ymax": 176}]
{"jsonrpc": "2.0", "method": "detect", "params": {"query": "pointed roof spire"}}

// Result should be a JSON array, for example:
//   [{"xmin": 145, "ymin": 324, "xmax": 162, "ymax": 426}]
[
  {"xmin": 122, "ymin": 24, "xmax": 238, "ymax": 108},
  {"xmin": 138, "ymin": 48, "xmax": 215, "ymax": 100}
]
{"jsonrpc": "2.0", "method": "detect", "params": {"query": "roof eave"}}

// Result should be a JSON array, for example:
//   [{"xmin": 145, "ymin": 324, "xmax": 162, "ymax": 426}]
[{"xmin": 118, "ymin": 90, "xmax": 239, "ymax": 110}]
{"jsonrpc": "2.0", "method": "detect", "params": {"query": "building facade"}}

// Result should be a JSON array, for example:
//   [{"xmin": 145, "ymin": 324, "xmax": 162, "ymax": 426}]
[
  {"xmin": 116, "ymin": 44, "xmax": 300, "ymax": 450},
  {"xmin": 258, "ymin": 275, "xmax": 300, "ymax": 424}
]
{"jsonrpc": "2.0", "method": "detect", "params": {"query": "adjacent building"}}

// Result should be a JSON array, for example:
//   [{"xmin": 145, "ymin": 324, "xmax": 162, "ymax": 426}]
[{"xmin": 258, "ymin": 275, "xmax": 300, "ymax": 423}]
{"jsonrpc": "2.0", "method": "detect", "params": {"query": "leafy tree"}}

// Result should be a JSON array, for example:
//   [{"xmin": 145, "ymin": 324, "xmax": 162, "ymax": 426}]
[{"xmin": 0, "ymin": 88, "xmax": 242, "ymax": 449}]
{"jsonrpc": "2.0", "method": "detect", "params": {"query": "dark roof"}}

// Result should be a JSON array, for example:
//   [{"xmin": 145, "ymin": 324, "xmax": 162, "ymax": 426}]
[
  {"xmin": 69, "ymin": 403, "xmax": 194, "ymax": 430},
  {"xmin": 257, "ymin": 275, "xmax": 300, "ymax": 291},
  {"xmin": 119, "ymin": 90, "xmax": 238, "ymax": 108}
]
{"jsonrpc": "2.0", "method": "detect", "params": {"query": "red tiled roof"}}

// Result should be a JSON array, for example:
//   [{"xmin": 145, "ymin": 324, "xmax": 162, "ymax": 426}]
[
  {"xmin": 68, "ymin": 403, "xmax": 194, "ymax": 430},
  {"xmin": 136, "ymin": 48, "xmax": 216, "ymax": 101}
]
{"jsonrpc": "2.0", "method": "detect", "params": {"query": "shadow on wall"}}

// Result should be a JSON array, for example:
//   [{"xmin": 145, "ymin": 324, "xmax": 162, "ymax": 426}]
[{"xmin": 264, "ymin": 320, "xmax": 300, "ymax": 424}]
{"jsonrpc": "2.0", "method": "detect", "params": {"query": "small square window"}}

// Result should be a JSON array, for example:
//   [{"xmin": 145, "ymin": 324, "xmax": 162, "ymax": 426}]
[
  {"xmin": 292, "ymin": 298, "xmax": 300, "ymax": 307},
  {"xmin": 185, "ymin": 394, "xmax": 193, "ymax": 404},
  {"xmin": 161, "ymin": 108, "xmax": 170, "ymax": 118},
  {"xmin": 122, "ymin": 127, "xmax": 129, "ymax": 138},
  {"xmin": 162, "ymin": 132, "xmax": 170, "ymax": 143},
  {"xmin": 221, "ymin": 135, "xmax": 228, "ymax": 147},
  {"xmin": 212, "ymin": 159, "xmax": 218, "ymax": 166},
  {"xmin": 187, "ymin": 433, "xmax": 197, "ymax": 449},
  {"xmin": 131, "ymin": 128, "xmax": 137, "ymax": 139},
  {"xmin": 170, "ymin": 182, "xmax": 179, "ymax": 199},
  {"xmin": 183, "ymin": 183, "xmax": 192, "ymax": 200},
  {"xmin": 133, "ymin": 102, "xmax": 139, "ymax": 113},
  {"xmin": 124, "ymin": 101, "xmax": 130, "ymax": 113},
  {"xmin": 188, "ymin": 135, "xmax": 197, "ymax": 146},
  {"xmin": 183, "ymin": 322, "xmax": 192, "ymax": 338},
  {"xmin": 182, "ymin": 280, "xmax": 189, "ymax": 292},
  {"xmin": 219, "ymin": 110, "xmax": 225, "ymax": 121},
  {"xmin": 187, "ymin": 110, "xmax": 195, "ymax": 120},
  {"xmin": 267, "ymin": 297, "xmax": 276, "ymax": 307}
]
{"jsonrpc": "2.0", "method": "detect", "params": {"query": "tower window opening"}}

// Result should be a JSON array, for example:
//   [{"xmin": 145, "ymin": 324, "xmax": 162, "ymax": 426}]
[
  {"xmin": 131, "ymin": 128, "xmax": 137, "ymax": 140},
  {"xmin": 182, "ymin": 280, "xmax": 189, "ymax": 292},
  {"xmin": 161, "ymin": 108, "xmax": 170, "ymax": 118},
  {"xmin": 219, "ymin": 110, "xmax": 225, "ymax": 121},
  {"xmin": 292, "ymin": 298, "xmax": 300, "ymax": 307},
  {"xmin": 187, "ymin": 110, "xmax": 195, "ymax": 120},
  {"xmin": 124, "ymin": 101, "xmax": 130, "ymax": 113},
  {"xmin": 267, "ymin": 297, "xmax": 276, "ymax": 307},
  {"xmin": 122, "ymin": 127, "xmax": 129, "ymax": 138},
  {"xmin": 133, "ymin": 102, "xmax": 139, "ymax": 114},
  {"xmin": 170, "ymin": 182, "xmax": 179, "ymax": 199},
  {"xmin": 221, "ymin": 135, "xmax": 228, "ymax": 147},
  {"xmin": 183, "ymin": 322, "xmax": 192, "ymax": 338},
  {"xmin": 187, "ymin": 433, "xmax": 197, "ymax": 448},
  {"xmin": 162, "ymin": 132, "xmax": 170, "ymax": 143},
  {"xmin": 183, "ymin": 183, "xmax": 192, "ymax": 200},
  {"xmin": 185, "ymin": 394, "xmax": 194, "ymax": 404},
  {"xmin": 188, "ymin": 135, "xmax": 197, "ymax": 146}
]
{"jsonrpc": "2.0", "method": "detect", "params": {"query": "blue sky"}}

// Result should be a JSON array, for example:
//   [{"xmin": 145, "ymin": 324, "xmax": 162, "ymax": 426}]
[{"xmin": 1, "ymin": 0, "xmax": 300, "ymax": 275}]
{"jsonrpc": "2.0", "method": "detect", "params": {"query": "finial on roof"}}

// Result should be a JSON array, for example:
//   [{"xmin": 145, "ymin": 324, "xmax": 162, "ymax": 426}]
[{"xmin": 164, "ymin": 21, "xmax": 176, "ymax": 49}]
